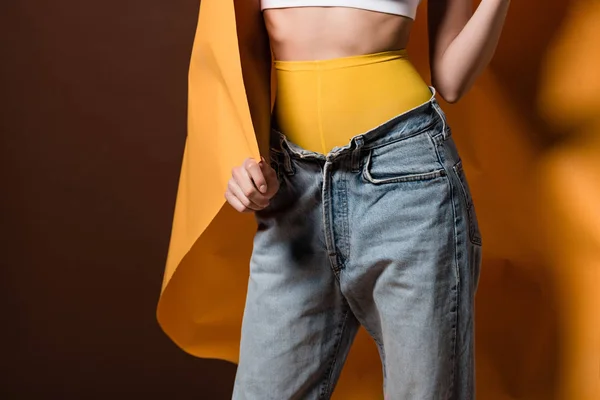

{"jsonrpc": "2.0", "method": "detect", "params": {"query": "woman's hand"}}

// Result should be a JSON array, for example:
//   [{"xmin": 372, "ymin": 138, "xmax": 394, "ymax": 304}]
[{"xmin": 225, "ymin": 157, "xmax": 280, "ymax": 213}]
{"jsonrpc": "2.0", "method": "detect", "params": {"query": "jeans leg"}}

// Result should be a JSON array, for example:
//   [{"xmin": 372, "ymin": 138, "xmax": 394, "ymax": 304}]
[
  {"xmin": 233, "ymin": 157, "xmax": 360, "ymax": 400},
  {"xmin": 341, "ymin": 129, "xmax": 476, "ymax": 399}
]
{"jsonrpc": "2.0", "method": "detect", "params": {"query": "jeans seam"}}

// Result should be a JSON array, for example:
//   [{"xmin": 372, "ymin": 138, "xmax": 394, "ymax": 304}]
[
  {"xmin": 440, "ymin": 168, "xmax": 460, "ymax": 400},
  {"xmin": 452, "ymin": 161, "xmax": 482, "ymax": 246},
  {"xmin": 429, "ymin": 130, "xmax": 459, "ymax": 399},
  {"xmin": 319, "ymin": 307, "xmax": 351, "ymax": 399},
  {"xmin": 342, "ymin": 174, "xmax": 350, "ymax": 266}
]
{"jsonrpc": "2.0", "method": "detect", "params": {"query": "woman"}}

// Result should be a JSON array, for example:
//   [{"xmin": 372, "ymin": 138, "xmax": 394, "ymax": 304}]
[
  {"xmin": 224, "ymin": 1, "xmax": 509, "ymax": 399},
  {"xmin": 158, "ymin": 1, "xmax": 510, "ymax": 399}
]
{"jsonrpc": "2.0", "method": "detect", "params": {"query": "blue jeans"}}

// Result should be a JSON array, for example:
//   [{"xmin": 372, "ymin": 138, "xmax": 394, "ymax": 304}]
[{"xmin": 232, "ymin": 87, "xmax": 483, "ymax": 399}]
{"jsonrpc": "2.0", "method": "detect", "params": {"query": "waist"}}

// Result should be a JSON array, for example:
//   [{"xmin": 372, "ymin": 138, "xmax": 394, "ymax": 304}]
[
  {"xmin": 271, "ymin": 85, "xmax": 447, "ymax": 162},
  {"xmin": 272, "ymin": 50, "xmax": 433, "ymax": 154}
]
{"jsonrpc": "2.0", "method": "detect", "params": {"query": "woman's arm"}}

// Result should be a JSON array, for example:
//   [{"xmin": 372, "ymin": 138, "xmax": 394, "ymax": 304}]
[{"xmin": 428, "ymin": 0, "xmax": 511, "ymax": 103}]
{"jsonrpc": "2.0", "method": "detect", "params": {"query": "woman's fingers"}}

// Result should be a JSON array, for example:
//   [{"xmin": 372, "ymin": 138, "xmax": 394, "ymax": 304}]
[
  {"xmin": 224, "ymin": 190, "xmax": 253, "ymax": 213},
  {"xmin": 232, "ymin": 160, "xmax": 270, "ymax": 208},
  {"xmin": 227, "ymin": 178, "xmax": 265, "ymax": 211},
  {"xmin": 244, "ymin": 157, "xmax": 268, "ymax": 194},
  {"xmin": 259, "ymin": 158, "xmax": 280, "ymax": 198},
  {"xmin": 224, "ymin": 157, "xmax": 281, "ymax": 214}
]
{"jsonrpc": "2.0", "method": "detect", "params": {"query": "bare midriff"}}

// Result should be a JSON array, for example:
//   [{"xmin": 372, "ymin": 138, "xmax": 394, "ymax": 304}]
[
  {"xmin": 264, "ymin": 7, "xmax": 414, "ymax": 61},
  {"xmin": 263, "ymin": 7, "xmax": 432, "ymax": 154}
]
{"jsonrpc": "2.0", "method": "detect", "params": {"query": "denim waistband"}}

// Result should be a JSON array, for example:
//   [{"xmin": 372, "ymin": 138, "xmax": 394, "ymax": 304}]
[{"xmin": 270, "ymin": 85, "xmax": 449, "ymax": 163}]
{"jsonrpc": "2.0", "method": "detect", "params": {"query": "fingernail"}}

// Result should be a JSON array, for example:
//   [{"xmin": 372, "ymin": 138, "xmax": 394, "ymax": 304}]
[{"xmin": 259, "ymin": 185, "xmax": 267, "ymax": 193}]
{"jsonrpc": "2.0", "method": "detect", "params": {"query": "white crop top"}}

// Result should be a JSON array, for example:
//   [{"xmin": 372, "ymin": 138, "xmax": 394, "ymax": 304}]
[{"xmin": 261, "ymin": 0, "xmax": 422, "ymax": 20}]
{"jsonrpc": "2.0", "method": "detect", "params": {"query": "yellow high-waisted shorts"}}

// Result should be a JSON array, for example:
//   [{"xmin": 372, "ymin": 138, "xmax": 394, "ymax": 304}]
[{"xmin": 273, "ymin": 49, "xmax": 432, "ymax": 154}]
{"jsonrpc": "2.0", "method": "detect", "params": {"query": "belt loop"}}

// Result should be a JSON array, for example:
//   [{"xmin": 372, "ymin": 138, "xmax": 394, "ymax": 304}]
[
  {"xmin": 432, "ymin": 100, "xmax": 448, "ymax": 140},
  {"xmin": 429, "ymin": 85, "xmax": 437, "ymax": 99},
  {"xmin": 351, "ymin": 136, "xmax": 364, "ymax": 172},
  {"xmin": 280, "ymin": 134, "xmax": 294, "ymax": 174}
]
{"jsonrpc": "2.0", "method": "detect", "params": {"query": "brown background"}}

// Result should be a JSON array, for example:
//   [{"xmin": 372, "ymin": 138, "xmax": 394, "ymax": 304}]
[{"xmin": 1, "ymin": 1, "xmax": 236, "ymax": 398}]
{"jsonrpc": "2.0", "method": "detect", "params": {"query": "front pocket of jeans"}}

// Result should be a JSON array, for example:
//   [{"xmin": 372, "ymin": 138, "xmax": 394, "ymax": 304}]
[
  {"xmin": 452, "ymin": 159, "xmax": 482, "ymax": 246},
  {"xmin": 361, "ymin": 134, "xmax": 447, "ymax": 184}
]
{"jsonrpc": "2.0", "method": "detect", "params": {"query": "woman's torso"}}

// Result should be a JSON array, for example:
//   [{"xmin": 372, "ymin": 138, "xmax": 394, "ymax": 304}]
[
  {"xmin": 263, "ymin": 5, "xmax": 431, "ymax": 155},
  {"xmin": 263, "ymin": 7, "xmax": 414, "ymax": 61}
]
